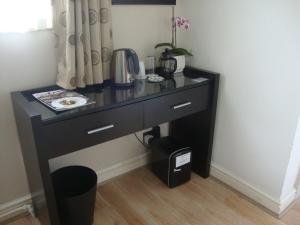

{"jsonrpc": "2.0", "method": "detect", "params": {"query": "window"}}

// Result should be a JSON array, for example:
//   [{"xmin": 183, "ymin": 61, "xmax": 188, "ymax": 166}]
[{"xmin": 0, "ymin": 0, "xmax": 52, "ymax": 33}]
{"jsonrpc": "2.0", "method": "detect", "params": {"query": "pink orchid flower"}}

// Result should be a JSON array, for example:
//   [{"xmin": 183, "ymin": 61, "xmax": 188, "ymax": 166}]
[{"xmin": 174, "ymin": 16, "xmax": 191, "ymax": 30}]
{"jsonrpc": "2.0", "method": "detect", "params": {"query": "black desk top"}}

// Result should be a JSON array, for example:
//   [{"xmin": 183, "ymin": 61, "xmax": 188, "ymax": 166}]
[{"xmin": 14, "ymin": 68, "xmax": 217, "ymax": 124}]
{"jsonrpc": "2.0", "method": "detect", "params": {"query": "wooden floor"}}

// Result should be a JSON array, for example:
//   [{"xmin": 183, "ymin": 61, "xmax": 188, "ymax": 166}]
[
  {"xmin": 4, "ymin": 167, "xmax": 300, "ymax": 225},
  {"xmin": 282, "ymin": 200, "xmax": 300, "ymax": 225}
]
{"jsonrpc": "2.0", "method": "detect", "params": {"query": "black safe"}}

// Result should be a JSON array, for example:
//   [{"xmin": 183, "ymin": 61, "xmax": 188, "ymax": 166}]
[{"xmin": 151, "ymin": 137, "xmax": 192, "ymax": 188}]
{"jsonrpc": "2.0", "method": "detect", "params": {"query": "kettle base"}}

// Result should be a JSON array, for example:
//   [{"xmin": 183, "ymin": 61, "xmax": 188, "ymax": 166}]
[{"xmin": 112, "ymin": 82, "xmax": 134, "ymax": 89}]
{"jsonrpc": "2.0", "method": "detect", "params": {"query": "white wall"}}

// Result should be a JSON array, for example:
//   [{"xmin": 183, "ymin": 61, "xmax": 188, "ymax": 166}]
[
  {"xmin": 298, "ymin": 175, "xmax": 300, "ymax": 198},
  {"xmin": 3, "ymin": 0, "xmax": 300, "ymax": 213},
  {"xmin": 180, "ymin": 0, "xmax": 300, "ymax": 201},
  {"xmin": 112, "ymin": 5, "xmax": 173, "ymax": 60},
  {"xmin": 0, "ymin": 5, "xmax": 174, "ymax": 205},
  {"xmin": 0, "ymin": 32, "xmax": 57, "ymax": 205},
  {"xmin": 281, "ymin": 116, "xmax": 300, "ymax": 200}
]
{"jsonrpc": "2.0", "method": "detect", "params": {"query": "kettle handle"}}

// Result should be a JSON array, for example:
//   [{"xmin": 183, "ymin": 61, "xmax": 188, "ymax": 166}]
[{"xmin": 126, "ymin": 49, "xmax": 140, "ymax": 74}]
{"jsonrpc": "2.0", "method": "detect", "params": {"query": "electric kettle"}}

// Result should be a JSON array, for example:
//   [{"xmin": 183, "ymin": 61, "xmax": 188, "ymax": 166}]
[{"xmin": 111, "ymin": 49, "xmax": 140, "ymax": 86}]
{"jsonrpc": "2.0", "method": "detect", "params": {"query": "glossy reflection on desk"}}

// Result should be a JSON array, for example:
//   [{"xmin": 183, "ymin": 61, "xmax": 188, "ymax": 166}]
[{"xmin": 22, "ymin": 74, "xmax": 208, "ymax": 123}]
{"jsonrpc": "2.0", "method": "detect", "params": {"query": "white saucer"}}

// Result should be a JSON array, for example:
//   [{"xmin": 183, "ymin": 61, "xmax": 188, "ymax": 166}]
[
  {"xmin": 51, "ymin": 97, "xmax": 87, "ymax": 110},
  {"xmin": 147, "ymin": 74, "xmax": 165, "ymax": 83}
]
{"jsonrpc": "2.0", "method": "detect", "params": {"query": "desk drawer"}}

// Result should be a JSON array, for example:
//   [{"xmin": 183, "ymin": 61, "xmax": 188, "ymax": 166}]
[
  {"xmin": 43, "ymin": 103, "xmax": 143, "ymax": 158},
  {"xmin": 144, "ymin": 85, "xmax": 209, "ymax": 128}
]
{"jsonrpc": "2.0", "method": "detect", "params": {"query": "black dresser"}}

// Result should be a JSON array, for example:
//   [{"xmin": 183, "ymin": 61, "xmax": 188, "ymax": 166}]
[{"xmin": 11, "ymin": 67, "xmax": 219, "ymax": 225}]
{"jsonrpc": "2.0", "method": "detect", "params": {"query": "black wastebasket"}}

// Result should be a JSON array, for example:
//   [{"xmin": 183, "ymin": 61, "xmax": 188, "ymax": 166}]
[{"xmin": 52, "ymin": 166, "xmax": 97, "ymax": 225}]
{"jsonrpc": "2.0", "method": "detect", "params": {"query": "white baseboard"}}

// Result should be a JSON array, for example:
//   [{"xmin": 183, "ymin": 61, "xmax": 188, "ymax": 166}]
[
  {"xmin": 97, "ymin": 152, "xmax": 151, "ymax": 184},
  {"xmin": 0, "ymin": 152, "xmax": 151, "ymax": 222},
  {"xmin": 2, "ymin": 157, "xmax": 296, "ymax": 221},
  {"xmin": 279, "ymin": 189, "xmax": 297, "ymax": 217},
  {"xmin": 210, "ymin": 162, "xmax": 297, "ymax": 216},
  {"xmin": 0, "ymin": 195, "xmax": 32, "ymax": 223}
]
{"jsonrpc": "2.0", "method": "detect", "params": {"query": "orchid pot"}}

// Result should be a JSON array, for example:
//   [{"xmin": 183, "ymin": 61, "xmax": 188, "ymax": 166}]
[{"xmin": 173, "ymin": 55, "xmax": 185, "ymax": 73}]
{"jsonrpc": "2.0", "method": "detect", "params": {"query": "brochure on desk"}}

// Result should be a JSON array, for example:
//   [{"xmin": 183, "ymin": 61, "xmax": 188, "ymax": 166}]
[{"xmin": 32, "ymin": 89, "xmax": 95, "ymax": 112}]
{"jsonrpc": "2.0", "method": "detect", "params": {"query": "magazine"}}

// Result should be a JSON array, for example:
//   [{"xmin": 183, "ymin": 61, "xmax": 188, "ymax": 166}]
[{"xmin": 33, "ymin": 89, "xmax": 95, "ymax": 112}]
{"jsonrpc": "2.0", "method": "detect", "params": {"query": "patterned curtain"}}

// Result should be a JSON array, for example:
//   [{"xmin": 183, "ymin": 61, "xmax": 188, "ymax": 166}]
[{"xmin": 52, "ymin": 0, "xmax": 113, "ymax": 90}]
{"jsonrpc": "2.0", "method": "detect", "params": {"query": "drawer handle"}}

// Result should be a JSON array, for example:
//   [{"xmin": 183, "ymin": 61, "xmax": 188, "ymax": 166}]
[
  {"xmin": 87, "ymin": 125, "xmax": 115, "ymax": 135},
  {"xmin": 173, "ymin": 102, "xmax": 192, "ymax": 110}
]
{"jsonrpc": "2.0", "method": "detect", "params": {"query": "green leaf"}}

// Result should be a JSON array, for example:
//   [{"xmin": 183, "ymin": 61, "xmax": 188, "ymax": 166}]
[
  {"xmin": 154, "ymin": 43, "xmax": 175, "ymax": 49},
  {"xmin": 170, "ymin": 48, "xmax": 193, "ymax": 56}
]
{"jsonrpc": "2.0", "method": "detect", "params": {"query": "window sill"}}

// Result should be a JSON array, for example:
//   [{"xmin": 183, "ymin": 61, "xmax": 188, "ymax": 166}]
[{"xmin": 0, "ymin": 28, "xmax": 53, "ymax": 35}]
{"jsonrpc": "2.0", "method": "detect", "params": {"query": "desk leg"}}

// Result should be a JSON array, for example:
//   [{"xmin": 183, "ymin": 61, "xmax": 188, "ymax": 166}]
[
  {"xmin": 24, "ymin": 156, "xmax": 62, "ymax": 225},
  {"xmin": 38, "ymin": 158, "xmax": 62, "ymax": 225},
  {"xmin": 170, "ymin": 110, "xmax": 215, "ymax": 178},
  {"xmin": 169, "ymin": 77, "xmax": 219, "ymax": 178},
  {"xmin": 13, "ymin": 101, "xmax": 61, "ymax": 225},
  {"xmin": 23, "ymin": 146, "xmax": 62, "ymax": 225}
]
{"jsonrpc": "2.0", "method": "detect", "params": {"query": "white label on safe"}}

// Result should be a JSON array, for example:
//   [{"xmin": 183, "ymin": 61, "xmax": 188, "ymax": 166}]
[{"xmin": 176, "ymin": 152, "xmax": 191, "ymax": 168}]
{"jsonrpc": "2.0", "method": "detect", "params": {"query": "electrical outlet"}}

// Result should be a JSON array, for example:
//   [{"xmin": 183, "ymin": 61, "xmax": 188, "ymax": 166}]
[{"xmin": 143, "ymin": 126, "xmax": 161, "ymax": 146}]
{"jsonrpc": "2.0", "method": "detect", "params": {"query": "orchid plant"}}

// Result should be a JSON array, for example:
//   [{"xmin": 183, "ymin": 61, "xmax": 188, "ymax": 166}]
[{"xmin": 155, "ymin": 7, "xmax": 193, "ymax": 56}]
